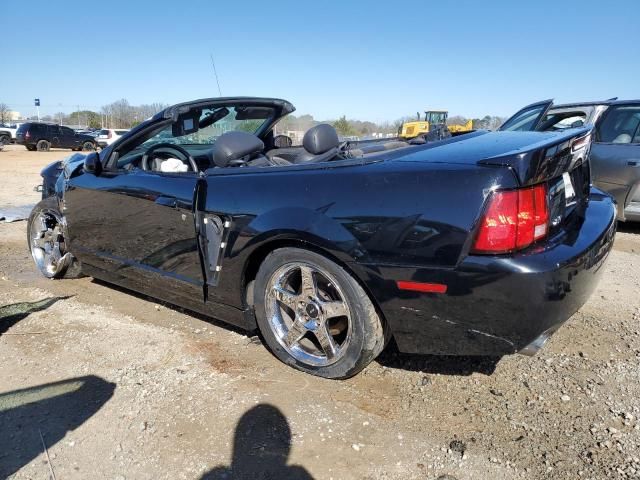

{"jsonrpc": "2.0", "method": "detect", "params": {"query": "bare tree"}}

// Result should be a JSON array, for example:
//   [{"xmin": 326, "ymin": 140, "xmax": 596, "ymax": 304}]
[
  {"xmin": 0, "ymin": 103, "xmax": 10, "ymax": 124},
  {"xmin": 100, "ymin": 99, "xmax": 168, "ymax": 128},
  {"xmin": 447, "ymin": 115, "xmax": 468, "ymax": 126}
]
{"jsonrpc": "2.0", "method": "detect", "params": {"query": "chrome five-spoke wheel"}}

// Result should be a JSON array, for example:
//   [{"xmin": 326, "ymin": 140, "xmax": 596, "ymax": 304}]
[
  {"xmin": 255, "ymin": 248, "xmax": 387, "ymax": 379},
  {"xmin": 266, "ymin": 262, "xmax": 352, "ymax": 366},
  {"xmin": 27, "ymin": 198, "xmax": 81, "ymax": 279},
  {"xmin": 30, "ymin": 210, "xmax": 67, "ymax": 277}
]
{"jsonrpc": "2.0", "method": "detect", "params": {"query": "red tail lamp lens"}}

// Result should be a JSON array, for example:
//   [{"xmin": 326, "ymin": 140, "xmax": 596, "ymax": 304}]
[{"xmin": 472, "ymin": 184, "xmax": 549, "ymax": 254}]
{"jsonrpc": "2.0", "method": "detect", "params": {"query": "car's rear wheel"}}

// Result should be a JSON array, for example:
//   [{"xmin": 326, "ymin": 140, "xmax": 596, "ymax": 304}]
[
  {"xmin": 254, "ymin": 248, "xmax": 387, "ymax": 379},
  {"xmin": 81, "ymin": 141, "xmax": 95, "ymax": 151},
  {"xmin": 36, "ymin": 140, "xmax": 50, "ymax": 152},
  {"xmin": 0, "ymin": 134, "xmax": 10, "ymax": 145},
  {"xmin": 27, "ymin": 197, "xmax": 83, "ymax": 279}
]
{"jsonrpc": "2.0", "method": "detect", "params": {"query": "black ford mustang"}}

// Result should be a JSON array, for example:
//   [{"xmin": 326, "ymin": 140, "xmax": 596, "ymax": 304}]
[{"xmin": 28, "ymin": 97, "xmax": 616, "ymax": 378}]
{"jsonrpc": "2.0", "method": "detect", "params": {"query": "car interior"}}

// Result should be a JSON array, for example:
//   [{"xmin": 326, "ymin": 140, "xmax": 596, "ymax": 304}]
[
  {"xmin": 597, "ymin": 106, "xmax": 640, "ymax": 144},
  {"xmin": 538, "ymin": 111, "xmax": 588, "ymax": 131},
  {"xmin": 113, "ymin": 104, "xmax": 415, "ymax": 174}
]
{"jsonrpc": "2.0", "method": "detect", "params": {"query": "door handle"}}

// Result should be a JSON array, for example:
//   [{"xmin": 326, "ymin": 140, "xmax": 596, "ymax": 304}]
[{"xmin": 155, "ymin": 195, "xmax": 177, "ymax": 208}]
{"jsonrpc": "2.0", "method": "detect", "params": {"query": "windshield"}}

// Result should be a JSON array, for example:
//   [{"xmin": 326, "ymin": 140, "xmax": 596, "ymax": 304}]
[
  {"xmin": 500, "ymin": 103, "xmax": 549, "ymax": 131},
  {"xmin": 140, "ymin": 106, "xmax": 273, "ymax": 149},
  {"xmin": 114, "ymin": 104, "xmax": 276, "ymax": 168},
  {"xmin": 426, "ymin": 112, "xmax": 447, "ymax": 124}
]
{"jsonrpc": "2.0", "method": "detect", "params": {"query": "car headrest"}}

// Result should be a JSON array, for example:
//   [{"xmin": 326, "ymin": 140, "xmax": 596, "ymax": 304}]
[
  {"xmin": 303, "ymin": 124, "xmax": 339, "ymax": 155},
  {"xmin": 613, "ymin": 133, "xmax": 632, "ymax": 144},
  {"xmin": 213, "ymin": 131, "xmax": 265, "ymax": 167}
]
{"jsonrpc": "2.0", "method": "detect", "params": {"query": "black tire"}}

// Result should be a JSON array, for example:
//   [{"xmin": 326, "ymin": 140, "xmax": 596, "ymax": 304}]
[
  {"xmin": 0, "ymin": 134, "xmax": 10, "ymax": 145},
  {"xmin": 254, "ymin": 248, "xmax": 387, "ymax": 379},
  {"xmin": 81, "ymin": 141, "xmax": 95, "ymax": 151},
  {"xmin": 27, "ymin": 197, "xmax": 83, "ymax": 279},
  {"xmin": 36, "ymin": 139, "xmax": 51, "ymax": 152}
]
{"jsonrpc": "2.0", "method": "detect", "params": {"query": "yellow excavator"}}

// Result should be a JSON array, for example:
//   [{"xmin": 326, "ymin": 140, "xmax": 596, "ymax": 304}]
[{"xmin": 399, "ymin": 110, "xmax": 473, "ymax": 139}]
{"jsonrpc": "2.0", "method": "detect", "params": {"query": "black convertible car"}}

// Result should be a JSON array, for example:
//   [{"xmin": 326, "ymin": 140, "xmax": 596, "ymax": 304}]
[{"xmin": 28, "ymin": 97, "xmax": 616, "ymax": 378}]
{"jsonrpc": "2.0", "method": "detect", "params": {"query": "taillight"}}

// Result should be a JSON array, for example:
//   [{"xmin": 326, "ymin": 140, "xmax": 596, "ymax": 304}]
[
  {"xmin": 472, "ymin": 184, "xmax": 549, "ymax": 254},
  {"xmin": 25, "ymin": 131, "xmax": 30, "ymax": 139},
  {"xmin": 571, "ymin": 133, "xmax": 591, "ymax": 153}
]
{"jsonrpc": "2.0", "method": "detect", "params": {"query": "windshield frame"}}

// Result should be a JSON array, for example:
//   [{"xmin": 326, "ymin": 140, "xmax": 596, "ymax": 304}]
[{"xmin": 104, "ymin": 98, "xmax": 294, "ymax": 171}]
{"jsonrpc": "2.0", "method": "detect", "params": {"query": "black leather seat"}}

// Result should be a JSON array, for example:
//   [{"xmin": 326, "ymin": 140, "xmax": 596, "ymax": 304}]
[
  {"xmin": 212, "ymin": 131, "xmax": 266, "ymax": 167},
  {"xmin": 212, "ymin": 131, "xmax": 292, "ymax": 168},
  {"xmin": 293, "ymin": 124, "xmax": 340, "ymax": 164}
]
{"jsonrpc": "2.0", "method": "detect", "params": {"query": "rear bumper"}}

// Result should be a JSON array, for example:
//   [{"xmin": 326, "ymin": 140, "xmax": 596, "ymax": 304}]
[{"xmin": 360, "ymin": 190, "xmax": 617, "ymax": 356}]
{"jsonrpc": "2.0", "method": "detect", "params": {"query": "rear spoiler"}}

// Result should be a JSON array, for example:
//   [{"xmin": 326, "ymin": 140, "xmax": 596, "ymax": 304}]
[{"xmin": 479, "ymin": 127, "xmax": 593, "ymax": 186}]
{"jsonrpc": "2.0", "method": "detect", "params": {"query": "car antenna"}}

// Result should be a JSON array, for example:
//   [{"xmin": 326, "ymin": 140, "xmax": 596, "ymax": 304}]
[{"xmin": 209, "ymin": 52, "xmax": 223, "ymax": 97}]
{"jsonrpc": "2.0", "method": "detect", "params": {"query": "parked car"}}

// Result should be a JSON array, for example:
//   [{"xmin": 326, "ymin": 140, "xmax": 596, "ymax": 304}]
[
  {"xmin": 96, "ymin": 128, "xmax": 129, "ymax": 148},
  {"xmin": 28, "ymin": 96, "xmax": 615, "ymax": 379},
  {"xmin": 499, "ymin": 99, "xmax": 640, "ymax": 222},
  {"xmin": 16, "ymin": 123, "xmax": 97, "ymax": 152},
  {"xmin": 75, "ymin": 129, "xmax": 100, "ymax": 137},
  {"xmin": 0, "ymin": 122, "xmax": 23, "ymax": 144}
]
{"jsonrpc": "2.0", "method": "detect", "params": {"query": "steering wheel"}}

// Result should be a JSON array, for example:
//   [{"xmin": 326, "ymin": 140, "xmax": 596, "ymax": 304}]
[{"xmin": 141, "ymin": 143, "xmax": 198, "ymax": 172}]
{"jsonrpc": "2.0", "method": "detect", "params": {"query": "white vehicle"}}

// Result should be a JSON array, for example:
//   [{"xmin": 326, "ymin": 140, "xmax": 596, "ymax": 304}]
[
  {"xmin": 96, "ymin": 128, "xmax": 129, "ymax": 148},
  {"xmin": 0, "ymin": 123, "xmax": 24, "ymax": 144}
]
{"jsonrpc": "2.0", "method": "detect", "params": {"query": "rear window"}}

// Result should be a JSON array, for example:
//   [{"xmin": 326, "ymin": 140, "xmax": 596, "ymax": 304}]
[
  {"xmin": 16, "ymin": 124, "xmax": 30, "ymax": 134},
  {"xmin": 99, "ymin": 129, "xmax": 109, "ymax": 135}
]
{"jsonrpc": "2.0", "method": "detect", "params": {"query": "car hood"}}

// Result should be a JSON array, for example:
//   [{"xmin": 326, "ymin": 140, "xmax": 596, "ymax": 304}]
[{"xmin": 57, "ymin": 152, "xmax": 89, "ymax": 179}]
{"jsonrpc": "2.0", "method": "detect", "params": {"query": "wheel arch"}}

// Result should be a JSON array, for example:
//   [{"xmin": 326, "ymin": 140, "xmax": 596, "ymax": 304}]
[{"xmin": 240, "ymin": 235, "xmax": 390, "ymax": 339}]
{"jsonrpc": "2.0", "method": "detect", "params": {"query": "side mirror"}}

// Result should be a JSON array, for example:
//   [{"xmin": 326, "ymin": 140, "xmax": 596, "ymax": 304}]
[{"xmin": 83, "ymin": 152, "xmax": 102, "ymax": 175}]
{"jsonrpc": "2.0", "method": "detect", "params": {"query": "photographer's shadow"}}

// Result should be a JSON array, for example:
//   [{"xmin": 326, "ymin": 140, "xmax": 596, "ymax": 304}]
[
  {"xmin": 201, "ymin": 404, "xmax": 313, "ymax": 480},
  {"xmin": 0, "ymin": 375, "xmax": 115, "ymax": 477}
]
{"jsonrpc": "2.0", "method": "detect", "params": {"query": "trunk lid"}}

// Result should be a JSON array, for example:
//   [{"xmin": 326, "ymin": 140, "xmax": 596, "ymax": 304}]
[
  {"xmin": 395, "ymin": 127, "xmax": 593, "ymax": 230},
  {"xmin": 477, "ymin": 128, "xmax": 591, "ymax": 184}
]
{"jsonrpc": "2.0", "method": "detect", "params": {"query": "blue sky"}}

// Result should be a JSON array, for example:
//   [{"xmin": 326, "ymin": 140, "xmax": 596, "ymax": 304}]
[{"xmin": 2, "ymin": 0, "xmax": 637, "ymax": 122}]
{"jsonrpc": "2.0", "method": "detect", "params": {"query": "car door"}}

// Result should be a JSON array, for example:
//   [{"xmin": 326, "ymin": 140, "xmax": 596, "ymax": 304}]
[
  {"xmin": 499, "ymin": 100, "xmax": 553, "ymax": 132},
  {"xmin": 590, "ymin": 103, "xmax": 640, "ymax": 221},
  {"xmin": 48, "ymin": 125, "xmax": 61, "ymax": 147},
  {"xmin": 63, "ymin": 164, "xmax": 205, "ymax": 306},
  {"xmin": 60, "ymin": 126, "xmax": 80, "ymax": 148}
]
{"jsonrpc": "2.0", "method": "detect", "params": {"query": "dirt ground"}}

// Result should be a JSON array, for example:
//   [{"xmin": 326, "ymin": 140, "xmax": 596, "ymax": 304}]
[{"xmin": 1, "ymin": 144, "xmax": 639, "ymax": 480}]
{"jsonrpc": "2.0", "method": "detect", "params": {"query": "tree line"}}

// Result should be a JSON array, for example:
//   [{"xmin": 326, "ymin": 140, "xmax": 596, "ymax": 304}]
[
  {"xmin": 280, "ymin": 113, "xmax": 506, "ymax": 138},
  {"xmin": 1, "ymin": 99, "xmax": 505, "ymax": 133},
  {"xmin": 1, "ymin": 99, "xmax": 169, "ymax": 129}
]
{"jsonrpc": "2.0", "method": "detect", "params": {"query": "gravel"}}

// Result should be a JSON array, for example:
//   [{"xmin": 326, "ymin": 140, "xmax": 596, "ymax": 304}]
[{"xmin": 1, "ymin": 146, "xmax": 639, "ymax": 479}]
